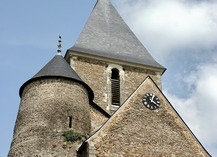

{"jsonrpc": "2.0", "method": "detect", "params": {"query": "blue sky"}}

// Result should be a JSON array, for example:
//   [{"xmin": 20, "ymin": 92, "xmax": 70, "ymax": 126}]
[{"xmin": 1, "ymin": 0, "xmax": 217, "ymax": 156}]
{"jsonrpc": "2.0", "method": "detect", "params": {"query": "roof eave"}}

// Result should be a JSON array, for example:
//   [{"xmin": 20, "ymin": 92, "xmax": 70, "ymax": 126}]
[
  {"xmin": 65, "ymin": 49, "xmax": 166, "ymax": 76},
  {"xmin": 19, "ymin": 76, "xmax": 94, "ymax": 103}
]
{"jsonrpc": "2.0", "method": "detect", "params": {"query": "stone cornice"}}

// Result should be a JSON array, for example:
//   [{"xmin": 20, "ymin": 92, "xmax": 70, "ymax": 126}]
[{"xmin": 65, "ymin": 50, "xmax": 166, "ymax": 75}]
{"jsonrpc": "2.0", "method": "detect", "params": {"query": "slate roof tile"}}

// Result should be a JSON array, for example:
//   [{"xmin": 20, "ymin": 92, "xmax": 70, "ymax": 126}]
[{"xmin": 68, "ymin": 0, "xmax": 165, "ymax": 70}]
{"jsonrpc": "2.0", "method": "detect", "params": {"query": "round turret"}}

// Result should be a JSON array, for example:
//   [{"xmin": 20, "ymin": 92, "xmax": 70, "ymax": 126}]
[{"xmin": 8, "ymin": 54, "xmax": 93, "ymax": 157}]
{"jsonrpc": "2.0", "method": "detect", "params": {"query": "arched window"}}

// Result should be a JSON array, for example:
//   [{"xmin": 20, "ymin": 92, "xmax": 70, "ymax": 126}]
[{"xmin": 111, "ymin": 68, "xmax": 120, "ymax": 106}]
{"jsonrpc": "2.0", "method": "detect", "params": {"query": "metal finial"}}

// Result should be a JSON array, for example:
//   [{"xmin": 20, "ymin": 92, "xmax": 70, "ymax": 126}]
[{"xmin": 57, "ymin": 36, "xmax": 62, "ymax": 55}]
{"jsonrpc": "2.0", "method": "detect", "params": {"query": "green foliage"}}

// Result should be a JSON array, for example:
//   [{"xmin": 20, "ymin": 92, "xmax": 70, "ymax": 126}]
[{"xmin": 62, "ymin": 130, "xmax": 86, "ymax": 143}]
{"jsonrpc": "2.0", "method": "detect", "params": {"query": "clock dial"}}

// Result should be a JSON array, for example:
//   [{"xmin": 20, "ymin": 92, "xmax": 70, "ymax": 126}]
[{"xmin": 142, "ymin": 93, "xmax": 160, "ymax": 110}]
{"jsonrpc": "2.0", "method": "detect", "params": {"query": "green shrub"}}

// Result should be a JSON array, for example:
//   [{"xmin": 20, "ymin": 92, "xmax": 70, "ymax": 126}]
[{"xmin": 62, "ymin": 130, "xmax": 86, "ymax": 143}]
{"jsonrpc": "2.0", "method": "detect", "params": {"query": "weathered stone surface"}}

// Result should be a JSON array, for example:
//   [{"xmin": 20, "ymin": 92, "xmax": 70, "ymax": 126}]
[
  {"xmin": 70, "ymin": 57, "xmax": 162, "ymax": 114},
  {"xmin": 90, "ymin": 106, "xmax": 108, "ymax": 134},
  {"xmin": 123, "ymin": 65, "xmax": 162, "ymax": 102},
  {"xmin": 71, "ymin": 57, "xmax": 108, "ymax": 112},
  {"xmin": 85, "ymin": 77, "xmax": 210, "ymax": 157},
  {"xmin": 8, "ymin": 78, "xmax": 90, "ymax": 157}
]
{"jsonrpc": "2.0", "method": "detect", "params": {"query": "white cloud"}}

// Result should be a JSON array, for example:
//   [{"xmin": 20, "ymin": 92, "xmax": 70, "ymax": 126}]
[
  {"xmin": 114, "ymin": 0, "xmax": 217, "ymax": 155},
  {"xmin": 164, "ymin": 63, "xmax": 217, "ymax": 154},
  {"xmin": 116, "ymin": 0, "xmax": 217, "ymax": 61}
]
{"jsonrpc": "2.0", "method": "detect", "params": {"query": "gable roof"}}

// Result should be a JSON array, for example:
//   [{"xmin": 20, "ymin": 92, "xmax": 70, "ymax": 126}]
[
  {"xmin": 19, "ymin": 54, "xmax": 94, "ymax": 101},
  {"xmin": 80, "ymin": 76, "xmax": 210, "ymax": 156},
  {"xmin": 67, "ymin": 0, "xmax": 165, "ymax": 71}
]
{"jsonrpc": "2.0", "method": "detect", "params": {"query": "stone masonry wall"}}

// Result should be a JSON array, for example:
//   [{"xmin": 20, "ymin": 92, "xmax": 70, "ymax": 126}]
[
  {"xmin": 70, "ymin": 56, "xmax": 162, "ymax": 114},
  {"xmin": 8, "ymin": 78, "xmax": 90, "ymax": 157},
  {"xmin": 70, "ymin": 57, "xmax": 108, "ymax": 112},
  {"xmin": 123, "ymin": 65, "xmax": 161, "ymax": 102},
  {"xmin": 86, "ymin": 77, "xmax": 210, "ymax": 157},
  {"xmin": 90, "ymin": 106, "xmax": 108, "ymax": 134}
]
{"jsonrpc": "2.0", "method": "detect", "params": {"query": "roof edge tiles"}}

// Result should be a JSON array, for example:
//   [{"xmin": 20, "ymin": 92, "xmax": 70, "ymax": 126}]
[
  {"xmin": 19, "ymin": 54, "xmax": 94, "ymax": 102},
  {"xmin": 66, "ymin": 0, "xmax": 165, "ymax": 71}
]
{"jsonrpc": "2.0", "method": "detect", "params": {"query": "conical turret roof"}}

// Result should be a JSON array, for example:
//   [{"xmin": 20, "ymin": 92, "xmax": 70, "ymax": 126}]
[
  {"xmin": 19, "ymin": 54, "xmax": 94, "ymax": 101},
  {"xmin": 31, "ymin": 54, "xmax": 81, "ymax": 81},
  {"xmin": 68, "ymin": 0, "xmax": 165, "ymax": 70}
]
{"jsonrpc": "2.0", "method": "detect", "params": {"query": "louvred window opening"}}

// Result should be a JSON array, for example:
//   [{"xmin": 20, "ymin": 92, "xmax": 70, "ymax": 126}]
[{"xmin": 111, "ymin": 69, "xmax": 120, "ymax": 106}]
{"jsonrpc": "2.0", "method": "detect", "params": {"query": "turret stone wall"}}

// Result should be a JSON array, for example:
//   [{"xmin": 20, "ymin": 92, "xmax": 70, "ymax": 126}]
[
  {"xmin": 8, "ymin": 78, "xmax": 90, "ymax": 157},
  {"xmin": 70, "ymin": 56, "xmax": 162, "ymax": 113}
]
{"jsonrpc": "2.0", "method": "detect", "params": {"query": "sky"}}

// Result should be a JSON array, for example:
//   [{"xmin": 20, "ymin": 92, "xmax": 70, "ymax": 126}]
[{"xmin": 0, "ymin": 0, "xmax": 216, "ymax": 156}]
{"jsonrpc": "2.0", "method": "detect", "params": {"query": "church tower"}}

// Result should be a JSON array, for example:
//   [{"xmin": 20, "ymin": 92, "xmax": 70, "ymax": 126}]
[
  {"xmin": 8, "ymin": 38, "xmax": 94, "ymax": 157},
  {"xmin": 9, "ymin": 0, "xmax": 211, "ymax": 156},
  {"xmin": 65, "ymin": 0, "xmax": 166, "ymax": 113}
]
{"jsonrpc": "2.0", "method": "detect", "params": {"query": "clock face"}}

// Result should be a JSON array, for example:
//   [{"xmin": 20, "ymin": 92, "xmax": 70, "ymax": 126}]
[{"xmin": 142, "ymin": 93, "xmax": 160, "ymax": 110}]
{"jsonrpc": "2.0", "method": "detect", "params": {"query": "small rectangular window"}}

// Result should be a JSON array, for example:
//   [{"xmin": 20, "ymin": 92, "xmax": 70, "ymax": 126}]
[{"xmin": 69, "ymin": 116, "xmax": 72, "ymax": 128}]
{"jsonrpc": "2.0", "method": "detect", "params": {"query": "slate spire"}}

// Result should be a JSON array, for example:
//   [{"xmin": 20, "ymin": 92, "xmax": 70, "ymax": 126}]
[{"xmin": 68, "ymin": 0, "xmax": 165, "ymax": 70}]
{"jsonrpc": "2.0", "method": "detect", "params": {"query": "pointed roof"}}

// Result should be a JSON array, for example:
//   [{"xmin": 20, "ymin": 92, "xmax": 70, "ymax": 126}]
[
  {"xmin": 19, "ymin": 54, "xmax": 94, "ymax": 101},
  {"xmin": 32, "ymin": 54, "xmax": 81, "ymax": 81},
  {"xmin": 68, "ymin": 0, "xmax": 165, "ymax": 71}
]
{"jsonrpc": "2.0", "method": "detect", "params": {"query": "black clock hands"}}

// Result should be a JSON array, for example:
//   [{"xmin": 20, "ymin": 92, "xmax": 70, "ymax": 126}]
[{"xmin": 142, "ymin": 93, "xmax": 160, "ymax": 110}]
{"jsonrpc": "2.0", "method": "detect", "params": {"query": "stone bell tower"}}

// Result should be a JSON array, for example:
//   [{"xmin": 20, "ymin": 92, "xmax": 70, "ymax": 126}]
[
  {"xmin": 8, "ymin": 37, "xmax": 94, "ymax": 157},
  {"xmin": 65, "ymin": 0, "xmax": 166, "ymax": 114}
]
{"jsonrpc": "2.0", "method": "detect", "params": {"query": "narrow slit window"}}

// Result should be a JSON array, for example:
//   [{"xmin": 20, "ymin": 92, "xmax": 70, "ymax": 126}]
[
  {"xmin": 111, "ymin": 68, "xmax": 120, "ymax": 106},
  {"xmin": 69, "ymin": 116, "xmax": 72, "ymax": 128}
]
